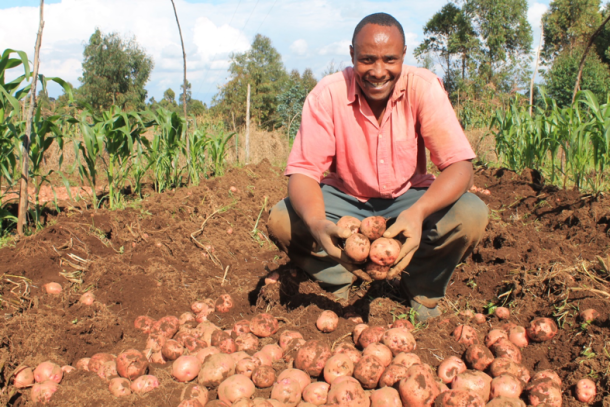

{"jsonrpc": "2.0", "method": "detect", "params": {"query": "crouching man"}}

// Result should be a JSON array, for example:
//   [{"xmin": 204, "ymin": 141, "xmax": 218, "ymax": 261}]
[{"xmin": 267, "ymin": 13, "xmax": 488, "ymax": 321}]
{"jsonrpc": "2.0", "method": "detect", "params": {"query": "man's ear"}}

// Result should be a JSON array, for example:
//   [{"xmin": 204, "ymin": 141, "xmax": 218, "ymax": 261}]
[{"xmin": 350, "ymin": 45, "xmax": 355, "ymax": 64}]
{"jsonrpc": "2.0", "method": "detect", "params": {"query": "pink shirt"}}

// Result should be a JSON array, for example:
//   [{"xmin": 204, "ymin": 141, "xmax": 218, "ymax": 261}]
[{"xmin": 285, "ymin": 65, "xmax": 475, "ymax": 202}]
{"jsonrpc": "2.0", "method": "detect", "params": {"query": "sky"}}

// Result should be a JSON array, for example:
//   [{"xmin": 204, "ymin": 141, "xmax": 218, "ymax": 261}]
[{"xmin": 0, "ymin": 0, "xmax": 550, "ymax": 105}]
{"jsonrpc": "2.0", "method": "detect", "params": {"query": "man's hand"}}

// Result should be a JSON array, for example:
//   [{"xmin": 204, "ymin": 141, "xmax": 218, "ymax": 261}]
[
  {"xmin": 308, "ymin": 218, "xmax": 352, "ymax": 261},
  {"xmin": 383, "ymin": 207, "xmax": 425, "ymax": 279}
]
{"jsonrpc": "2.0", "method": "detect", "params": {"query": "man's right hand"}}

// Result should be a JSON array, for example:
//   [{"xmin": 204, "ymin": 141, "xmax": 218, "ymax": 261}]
[{"xmin": 307, "ymin": 218, "xmax": 352, "ymax": 261}]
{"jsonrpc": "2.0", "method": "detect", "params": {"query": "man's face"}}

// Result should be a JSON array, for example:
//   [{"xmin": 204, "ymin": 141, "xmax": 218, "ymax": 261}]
[{"xmin": 350, "ymin": 24, "xmax": 406, "ymax": 106}]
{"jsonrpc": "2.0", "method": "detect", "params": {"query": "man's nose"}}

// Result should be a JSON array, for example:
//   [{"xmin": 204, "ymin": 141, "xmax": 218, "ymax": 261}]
[{"xmin": 370, "ymin": 61, "xmax": 386, "ymax": 78}]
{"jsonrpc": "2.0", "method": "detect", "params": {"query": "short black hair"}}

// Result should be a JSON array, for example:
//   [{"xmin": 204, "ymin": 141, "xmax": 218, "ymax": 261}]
[{"xmin": 352, "ymin": 13, "xmax": 405, "ymax": 47}]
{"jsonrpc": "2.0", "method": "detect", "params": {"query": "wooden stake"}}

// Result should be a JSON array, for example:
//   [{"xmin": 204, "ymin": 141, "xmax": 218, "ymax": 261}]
[
  {"xmin": 530, "ymin": 25, "xmax": 543, "ymax": 117},
  {"xmin": 17, "ymin": 0, "xmax": 45, "ymax": 236},
  {"xmin": 572, "ymin": 13, "xmax": 610, "ymax": 104},
  {"xmin": 245, "ymin": 83, "xmax": 250, "ymax": 164},
  {"xmin": 170, "ymin": 0, "xmax": 190, "ymax": 173}
]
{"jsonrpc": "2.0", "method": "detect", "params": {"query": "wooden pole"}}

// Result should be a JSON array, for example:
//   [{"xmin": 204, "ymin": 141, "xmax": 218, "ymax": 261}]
[
  {"xmin": 245, "ymin": 83, "xmax": 250, "ymax": 164},
  {"xmin": 530, "ymin": 25, "xmax": 543, "ymax": 116},
  {"xmin": 17, "ymin": 0, "xmax": 44, "ymax": 236},
  {"xmin": 170, "ymin": 0, "xmax": 190, "ymax": 171},
  {"xmin": 572, "ymin": 13, "xmax": 610, "ymax": 104}
]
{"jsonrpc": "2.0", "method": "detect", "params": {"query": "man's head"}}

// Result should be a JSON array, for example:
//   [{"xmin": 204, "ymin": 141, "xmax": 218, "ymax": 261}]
[{"xmin": 350, "ymin": 13, "xmax": 406, "ymax": 108}]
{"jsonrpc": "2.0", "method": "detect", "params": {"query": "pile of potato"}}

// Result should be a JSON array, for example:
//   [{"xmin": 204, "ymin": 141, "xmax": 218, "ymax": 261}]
[
  {"xmin": 338, "ymin": 216, "xmax": 401, "ymax": 280},
  {"xmin": 13, "ymin": 289, "xmax": 601, "ymax": 406}
]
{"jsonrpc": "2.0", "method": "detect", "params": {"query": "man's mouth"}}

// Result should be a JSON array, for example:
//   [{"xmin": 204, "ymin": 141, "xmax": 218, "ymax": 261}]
[{"xmin": 364, "ymin": 79, "xmax": 390, "ymax": 89}]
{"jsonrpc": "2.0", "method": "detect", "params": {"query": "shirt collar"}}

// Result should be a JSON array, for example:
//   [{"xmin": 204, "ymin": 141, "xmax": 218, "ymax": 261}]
[{"xmin": 346, "ymin": 65, "xmax": 408, "ymax": 105}]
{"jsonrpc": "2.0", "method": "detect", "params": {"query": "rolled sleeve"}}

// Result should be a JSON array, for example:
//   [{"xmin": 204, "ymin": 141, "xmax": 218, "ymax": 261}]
[
  {"xmin": 415, "ymin": 77, "xmax": 475, "ymax": 170},
  {"xmin": 285, "ymin": 90, "xmax": 336, "ymax": 181}
]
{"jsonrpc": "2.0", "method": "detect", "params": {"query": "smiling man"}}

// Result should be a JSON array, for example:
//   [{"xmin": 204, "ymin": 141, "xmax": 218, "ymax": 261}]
[{"xmin": 267, "ymin": 13, "xmax": 488, "ymax": 321}]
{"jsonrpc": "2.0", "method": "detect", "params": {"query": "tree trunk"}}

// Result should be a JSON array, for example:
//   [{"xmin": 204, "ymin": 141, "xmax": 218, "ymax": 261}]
[
  {"xmin": 17, "ymin": 0, "xmax": 45, "ymax": 236},
  {"xmin": 572, "ymin": 13, "xmax": 610, "ymax": 104},
  {"xmin": 245, "ymin": 84, "xmax": 251, "ymax": 164},
  {"xmin": 170, "ymin": 0, "xmax": 190, "ymax": 175},
  {"xmin": 530, "ymin": 25, "xmax": 543, "ymax": 116}
]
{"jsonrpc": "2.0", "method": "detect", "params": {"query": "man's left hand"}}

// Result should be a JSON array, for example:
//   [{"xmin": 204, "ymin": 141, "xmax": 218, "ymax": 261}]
[{"xmin": 382, "ymin": 207, "xmax": 425, "ymax": 279}]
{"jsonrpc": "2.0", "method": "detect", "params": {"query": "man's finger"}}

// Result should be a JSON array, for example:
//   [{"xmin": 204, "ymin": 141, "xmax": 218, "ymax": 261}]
[
  {"xmin": 330, "ymin": 224, "xmax": 352, "ymax": 239},
  {"xmin": 382, "ymin": 222, "xmax": 403, "ymax": 239},
  {"xmin": 352, "ymin": 268, "xmax": 372, "ymax": 282},
  {"xmin": 387, "ymin": 249, "xmax": 417, "ymax": 279}
]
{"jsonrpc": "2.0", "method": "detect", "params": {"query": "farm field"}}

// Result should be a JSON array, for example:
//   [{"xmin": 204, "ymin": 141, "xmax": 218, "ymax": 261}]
[{"xmin": 1, "ymin": 160, "xmax": 609, "ymax": 406}]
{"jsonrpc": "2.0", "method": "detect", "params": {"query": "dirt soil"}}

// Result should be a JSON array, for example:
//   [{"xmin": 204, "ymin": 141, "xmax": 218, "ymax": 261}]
[{"xmin": 1, "ymin": 161, "xmax": 610, "ymax": 406}]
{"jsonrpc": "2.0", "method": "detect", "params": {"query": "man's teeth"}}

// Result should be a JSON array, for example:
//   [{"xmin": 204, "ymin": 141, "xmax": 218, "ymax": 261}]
[{"xmin": 368, "ymin": 81, "xmax": 388, "ymax": 88}]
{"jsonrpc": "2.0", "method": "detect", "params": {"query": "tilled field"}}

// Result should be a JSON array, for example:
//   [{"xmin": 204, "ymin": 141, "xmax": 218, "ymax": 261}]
[{"xmin": 0, "ymin": 161, "xmax": 609, "ymax": 406}]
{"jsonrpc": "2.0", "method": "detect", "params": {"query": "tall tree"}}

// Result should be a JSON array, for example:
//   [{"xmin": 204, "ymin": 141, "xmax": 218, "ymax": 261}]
[
  {"xmin": 277, "ymin": 69, "xmax": 318, "ymax": 140},
  {"xmin": 78, "ymin": 28, "xmax": 154, "ymax": 111},
  {"xmin": 213, "ymin": 34, "xmax": 288, "ymax": 130},
  {"xmin": 541, "ymin": 0, "xmax": 602, "ymax": 61},
  {"xmin": 463, "ymin": 0, "xmax": 533, "ymax": 80}
]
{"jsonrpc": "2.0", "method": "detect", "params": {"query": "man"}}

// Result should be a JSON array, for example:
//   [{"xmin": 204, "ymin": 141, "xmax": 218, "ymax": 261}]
[{"xmin": 267, "ymin": 12, "xmax": 488, "ymax": 321}]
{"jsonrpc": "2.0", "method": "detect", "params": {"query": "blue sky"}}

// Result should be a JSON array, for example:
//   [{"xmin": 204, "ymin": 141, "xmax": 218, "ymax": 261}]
[{"xmin": 0, "ymin": 0, "xmax": 550, "ymax": 104}]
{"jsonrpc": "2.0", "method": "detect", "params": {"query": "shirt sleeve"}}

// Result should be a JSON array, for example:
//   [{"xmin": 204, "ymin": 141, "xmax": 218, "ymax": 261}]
[
  {"xmin": 414, "ymin": 76, "xmax": 475, "ymax": 170},
  {"xmin": 284, "ymin": 89, "xmax": 336, "ymax": 182}
]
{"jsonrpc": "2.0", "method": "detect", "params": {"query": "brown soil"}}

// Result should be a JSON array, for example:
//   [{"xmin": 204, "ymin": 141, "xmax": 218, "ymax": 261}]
[{"xmin": 1, "ymin": 162, "xmax": 609, "ymax": 406}]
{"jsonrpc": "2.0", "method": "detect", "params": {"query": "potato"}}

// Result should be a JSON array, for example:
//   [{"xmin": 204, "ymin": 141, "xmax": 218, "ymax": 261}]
[
  {"xmin": 382, "ymin": 328, "xmax": 416, "ymax": 356},
  {"xmin": 433, "ymin": 389, "xmax": 485, "ymax": 406},
  {"xmin": 198, "ymin": 353, "xmax": 236, "ymax": 387},
  {"xmin": 316, "ymin": 310, "xmax": 339, "ymax": 333},
  {"xmin": 575, "ymin": 378, "xmax": 596, "ymax": 403},
  {"xmin": 531, "ymin": 370, "xmax": 561, "ymax": 387},
  {"xmin": 233, "ymin": 320, "xmax": 251, "ymax": 335},
  {"xmin": 180, "ymin": 383, "xmax": 209, "ymax": 406},
  {"xmin": 108, "ymin": 377, "xmax": 132, "ymax": 398},
  {"xmin": 397, "ymin": 365, "xmax": 441, "ymax": 407},
  {"xmin": 280, "ymin": 331, "xmax": 304, "ymax": 349},
  {"xmin": 130, "ymin": 375, "xmax": 159, "ymax": 394},
  {"xmin": 97, "ymin": 360, "xmax": 118, "ymax": 382},
  {"xmin": 501, "ymin": 322, "xmax": 518, "ymax": 333},
  {"xmin": 365, "ymin": 262, "xmax": 390, "ymax": 280},
  {"xmin": 490, "ymin": 373, "xmax": 523, "ymax": 398},
  {"xmin": 337, "ymin": 216, "xmax": 361, "ymax": 236},
  {"xmin": 485, "ymin": 396, "xmax": 526, "ymax": 407},
  {"xmin": 525, "ymin": 378, "xmax": 562, "ymax": 407},
  {"xmin": 485, "ymin": 329, "xmax": 508, "ymax": 348},
  {"xmin": 116, "ymin": 349, "xmax": 148, "ymax": 380},
  {"xmin": 283, "ymin": 338, "xmax": 307, "ymax": 363},
  {"xmin": 333, "ymin": 342, "xmax": 362, "ymax": 365},
  {"xmin": 526, "ymin": 317, "xmax": 558, "ymax": 342},
  {"xmin": 391, "ymin": 319, "xmax": 414, "ymax": 330},
  {"xmin": 215, "ymin": 294, "xmax": 234, "ymax": 313},
  {"xmin": 345, "ymin": 233, "xmax": 371, "ymax": 262},
  {"xmin": 354, "ymin": 355, "xmax": 385, "ymax": 389},
  {"xmin": 13, "ymin": 366, "xmax": 34, "ymax": 389},
  {"xmin": 464, "ymin": 344, "xmax": 494, "ymax": 371},
  {"xmin": 303, "ymin": 382, "xmax": 330, "ymax": 406},
  {"xmin": 473, "ymin": 313, "xmax": 487, "ymax": 324},
  {"xmin": 437, "ymin": 356, "xmax": 467, "ymax": 384},
  {"xmin": 579, "ymin": 309, "xmax": 600, "ymax": 323},
  {"xmin": 294, "ymin": 340, "xmax": 332, "ymax": 377},
  {"xmin": 359, "ymin": 326, "xmax": 386, "ymax": 349},
  {"xmin": 236, "ymin": 357, "xmax": 257, "ymax": 379},
  {"xmin": 261, "ymin": 344, "xmax": 283, "ymax": 362},
  {"xmin": 277, "ymin": 368, "xmax": 311, "ymax": 393},
  {"xmin": 363, "ymin": 343, "xmax": 393, "ymax": 367},
  {"xmin": 494, "ymin": 307, "xmax": 510, "ymax": 320},
  {"xmin": 183, "ymin": 336, "xmax": 208, "ymax": 353},
  {"xmin": 353, "ymin": 324, "xmax": 370, "ymax": 345},
  {"xmin": 134, "ymin": 316, "xmax": 155, "ymax": 333},
  {"xmin": 323, "ymin": 354, "xmax": 354, "ymax": 384},
  {"xmin": 360, "ymin": 216, "xmax": 386, "ymax": 240},
  {"xmin": 250, "ymin": 313, "xmax": 279, "ymax": 337},
  {"xmin": 252, "ymin": 366, "xmax": 276, "ymax": 388},
  {"xmin": 172, "ymin": 355, "xmax": 202, "ymax": 383},
  {"xmin": 31, "ymin": 380, "xmax": 59, "ymax": 403},
  {"xmin": 88, "ymin": 353, "xmax": 116, "ymax": 373},
  {"xmin": 33, "ymin": 361, "xmax": 63, "ymax": 384},
  {"xmin": 489, "ymin": 338, "xmax": 522, "ymax": 364},
  {"xmin": 378, "ymin": 364, "xmax": 408, "ymax": 387},
  {"xmin": 253, "ymin": 351, "xmax": 274, "ymax": 367},
  {"xmin": 195, "ymin": 346, "xmax": 221, "ymax": 364},
  {"xmin": 488, "ymin": 359, "xmax": 530, "ymax": 384},
  {"xmin": 327, "ymin": 377, "xmax": 370, "ymax": 407},
  {"xmin": 271, "ymin": 377, "xmax": 302, "ymax": 407},
  {"xmin": 451, "ymin": 370, "xmax": 492, "ymax": 402},
  {"xmin": 75, "ymin": 358, "xmax": 90, "ymax": 371},
  {"xmin": 508, "ymin": 326, "xmax": 529, "ymax": 348},
  {"xmin": 236, "ymin": 333, "xmax": 260, "ymax": 352},
  {"xmin": 162, "ymin": 339, "xmax": 185, "ymax": 360},
  {"xmin": 371, "ymin": 387, "xmax": 401, "ymax": 407},
  {"xmin": 150, "ymin": 315, "xmax": 180, "ymax": 338},
  {"xmin": 218, "ymin": 374, "xmax": 255, "ymax": 404},
  {"xmin": 392, "ymin": 352, "xmax": 421, "ymax": 369},
  {"xmin": 369, "ymin": 238, "xmax": 402, "ymax": 266},
  {"xmin": 453, "ymin": 325, "xmax": 479, "ymax": 346}
]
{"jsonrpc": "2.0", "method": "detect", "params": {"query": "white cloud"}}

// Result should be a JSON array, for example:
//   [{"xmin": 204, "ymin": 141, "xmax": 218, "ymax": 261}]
[
  {"xmin": 290, "ymin": 39, "xmax": 308, "ymax": 56},
  {"xmin": 528, "ymin": 2, "xmax": 548, "ymax": 29},
  {"xmin": 319, "ymin": 40, "xmax": 351, "ymax": 56}
]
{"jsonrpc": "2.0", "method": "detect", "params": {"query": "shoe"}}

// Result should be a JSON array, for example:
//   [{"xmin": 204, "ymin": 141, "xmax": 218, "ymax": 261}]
[{"xmin": 409, "ymin": 298, "xmax": 441, "ymax": 322}]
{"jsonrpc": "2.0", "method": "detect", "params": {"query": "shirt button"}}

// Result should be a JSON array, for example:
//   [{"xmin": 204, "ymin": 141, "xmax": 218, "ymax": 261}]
[
  {"xmin": 380, "ymin": 159, "xmax": 384, "ymax": 164},
  {"xmin": 378, "ymin": 134, "xmax": 382, "ymax": 138},
  {"xmin": 383, "ymin": 185, "xmax": 386, "ymax": 189}
]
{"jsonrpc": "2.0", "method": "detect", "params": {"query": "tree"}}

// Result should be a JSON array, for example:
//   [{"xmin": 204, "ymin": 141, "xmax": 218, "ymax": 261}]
[
  {"xmin": 78, "ymin": 28, "xmax": 154, "ymax": 111},
  {"xmin": 164, "ymin": 88, "xmax": 176, "ymax": 104},
  {"xmin": 212, "ymin": 34, "xmax": 289, "ymax": 130},
  {"xmin": 414, "ymin": 3, "xmax": 478, "ymax": 92},
  {"xmin": 277, "ymin": 69, "xmax": 318, "ymax": 140},
  {"xmin": 545, "ymin": 46, "xmax": 610, "ymax": 106},
  {"xmin": 463, "ymin": 0, "xmax": 533, "ymax": 81},
  {"xmin": 542, "ymin": 0, "xmax": 602, "ymax": 61}
]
